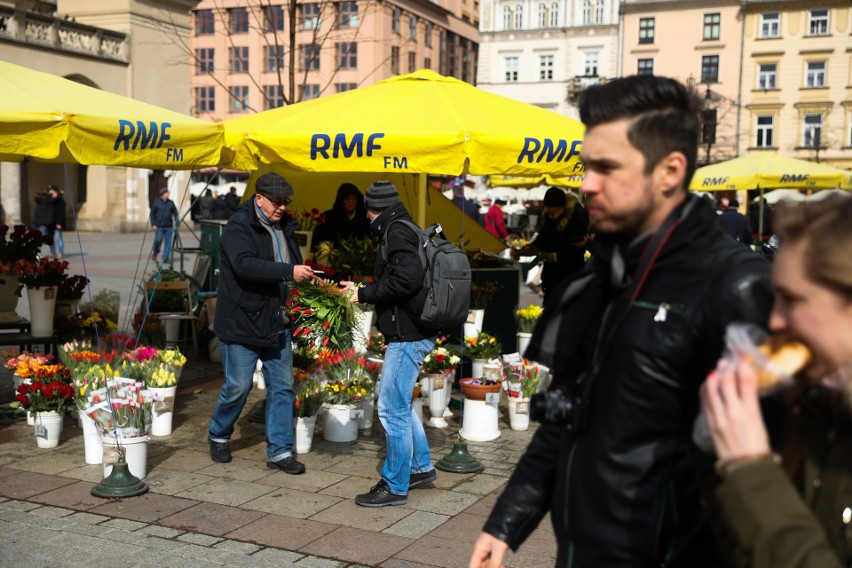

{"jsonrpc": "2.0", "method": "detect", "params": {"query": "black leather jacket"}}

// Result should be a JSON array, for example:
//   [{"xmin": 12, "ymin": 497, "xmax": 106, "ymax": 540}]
[{"xmin": 483, "ymin": 196, "xmax": 774, "ymax": 567}]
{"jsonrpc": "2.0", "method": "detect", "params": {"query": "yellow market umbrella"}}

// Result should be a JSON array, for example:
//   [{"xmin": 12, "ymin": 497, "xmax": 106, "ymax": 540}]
[
  {"xmin": 0, "ymin": 61, "xmax": 224, "ymax": 169},
  {"xmin": 488, "ymin": 174, "xmax": 584, "ymax": 189},
  {"xmin": 223, "ymin": 70, "xmax": 586, "ymax": 177},
  {"xmin": 690, "ymin": 153, "xmax": 852, "ymax": 191}
]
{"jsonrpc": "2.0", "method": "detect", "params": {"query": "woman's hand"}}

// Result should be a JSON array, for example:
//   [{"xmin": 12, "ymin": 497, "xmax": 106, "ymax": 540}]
[
  {"xmin": 339, "ymin": 280, "xmax": 360, "ymax": 304},
  {"xmin": 700, "ymin": 359, "xmax": 771, "ymax": 464}
]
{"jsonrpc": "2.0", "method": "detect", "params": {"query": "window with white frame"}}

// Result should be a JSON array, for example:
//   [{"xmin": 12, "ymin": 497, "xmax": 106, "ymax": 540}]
[
  {"xmin": 760, "ymin": 12, "xmax": 780, "ymax": 38},
  {"xmin": 263, "ymin": 85, "xmax": 284, "ymax": 110},
  {"xmin": 582, "ymin": 0, "xmax": 591, "ymax": 25},
  {"xmin": 229, "ymin": 86, "xmax": 249, "ymax": 112},
  {"xmin": 538, "ymin": 4, "xmax": 547, "ymax": 28},
  {"xmin": 758, "ymin": 63, "xmax": 777, "ymax": 89},
  {"xmin": 755, "ymin": 115, "xmax": 774, "ymax": 147},
  {"xmin": 803, "ymin": 114, "xmax": 823, "ymax": 147},
  {"xmin": 595, "ymin": 0, "xmax": 604, "ymax": 24},
  {"xmin": 195, "ymin": 86, "xmax": 215, "ymax": 112},
  {"xmin": 539, "ymin": 54, "xmax": 554, "ymax": 80},
  {"xmin": 806, "ymin": 61, "xmax": 826, "ymax": 88},
  {"xmin": 503, "ymin": 5, "xmax": 512, "ymax": 29},
  {"xmin": 808, "ymin": 9, "xmax": 829, "ymax": 36},
  {"xmin": 514, "ymin": 5, "xmax": 523, "ymax": 29},
  {"xmin": 550, "ymin": 3, "xmax": 559, "ymax": 26},
  {"xmin": 637, "ymin": 58, "xmax": 653, "ymax": 75},
  {"xmin": 504, "ymin": 56, "xmax": 519, "ymax": 82},
  {"xmin": 584, "ymin": 51, "xmax": 599, "ymax": 76}
]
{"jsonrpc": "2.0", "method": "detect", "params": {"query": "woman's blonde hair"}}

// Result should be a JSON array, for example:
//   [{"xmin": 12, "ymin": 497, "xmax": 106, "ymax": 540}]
[{"xmin": 773, "ymin": 193, "xmax": 852, "ymax": 299}]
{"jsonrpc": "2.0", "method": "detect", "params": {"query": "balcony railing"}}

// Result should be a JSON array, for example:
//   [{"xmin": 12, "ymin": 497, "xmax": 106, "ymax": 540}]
[{"xmin": 0, "ymin": 7, "xmax": 127, "ymax": 62}]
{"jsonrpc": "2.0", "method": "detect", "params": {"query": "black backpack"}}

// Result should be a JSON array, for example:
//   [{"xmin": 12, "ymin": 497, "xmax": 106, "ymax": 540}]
[{"xmin": 382, "ymin": 220, "xmax": 471, "ymax": 331}]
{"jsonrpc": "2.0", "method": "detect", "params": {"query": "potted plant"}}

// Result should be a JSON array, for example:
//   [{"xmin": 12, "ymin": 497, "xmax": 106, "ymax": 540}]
[
  {"xmin": 69, "ymin": 360, "xmax": 110, "ymax": 463},
  {"xmin": 502, "ymin": 361, "xmax": 546, "ymax": 431},
  {"xmin": 463, "ymin": 331, "xmax": 502, "ymax": 379},
  {"xmin": 365, "ymin": 332, "xmax": 387, "ymax": 361},
  {"xmin": 293, "ymin": 375, "xmax": 325, "ymax": 454},
  {"xmin": 56, "ymin": 274, "xmax": 89, "ymax": 316},
  {"xmin": 14, "ymin": 364, "xmax": 75, "ymax": 448},
  {"xmin": 421, "ymin": 344, "xmax": 461, "ymax": 428},
  {"xmin": 14, "ymin": 257, "xmax": 69, "ymax": 337},
  {"xmin": 0, "ymin": 225, "xmax": 51, "ymax": 320},
  {"xmin": 515, "ymin": 304, "xmax": 543, "ymax": 354},
  {"xmin": 318, "ymin": 349, "xmax": 371, "ymax": 443}
]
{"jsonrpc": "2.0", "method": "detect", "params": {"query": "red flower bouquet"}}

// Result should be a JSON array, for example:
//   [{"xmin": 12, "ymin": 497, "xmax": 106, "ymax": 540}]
[{"xmin": 14, "ymin": 258, "xmax": 69, "ymax": 289}]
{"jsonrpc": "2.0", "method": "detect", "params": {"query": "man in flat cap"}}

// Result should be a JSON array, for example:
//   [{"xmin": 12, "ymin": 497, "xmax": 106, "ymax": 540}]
[
  {"xmin": 150, "ymin": 187, "xmax": 179, "ymax": 264},
  {"xmin": 341, "ymin": 180, "xmax": 439, "ymax": 507},
  {"xmin": 208, "ymin": 172, "xmax": 315, "ymax": 475}
]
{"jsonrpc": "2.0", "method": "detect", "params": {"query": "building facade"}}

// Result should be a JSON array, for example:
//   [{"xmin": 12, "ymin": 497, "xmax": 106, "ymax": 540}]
[
  {"xmin": 476, "ymin": 0, "xmax": 618, "ymax": 118},
  {"xmin": 739, "ymin": 0, "xmax": 851, "ymax": 170},
  {"xmin": 0, "ymin": 0, "xmax": 199, "ymax": 231},
  {"xmin": 189, "ymin": 0, "xmax": 480, "ymax": 121}
]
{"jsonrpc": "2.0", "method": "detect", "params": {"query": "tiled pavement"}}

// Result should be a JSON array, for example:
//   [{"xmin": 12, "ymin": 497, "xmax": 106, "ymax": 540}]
[{"xmin": 0, "ymin": 360, "xmax": 557, "ymax": 567}]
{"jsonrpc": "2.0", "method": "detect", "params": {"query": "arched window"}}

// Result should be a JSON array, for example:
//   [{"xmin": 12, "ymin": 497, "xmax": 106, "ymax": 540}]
[
  {"xmin": 538, "ymin": 3, "xmax": 547, "ymax": 28},
  {"xmin": 595, "ymin": 0, "xmax": 604, "ymax": 23},
  {"xmin": 550, "ymin": 2, "xmax": 559, "ymax": 27},
  {"xmin": 514, "ymin": 5, "xmax": 523, "ymax": 29},
  {"xmin": 582, "ymin": 0, "xmax": 591, "ymax": 24},
  {"xmin": 503, "ymin": 5, "xmax": 513, "ymax": 29}
]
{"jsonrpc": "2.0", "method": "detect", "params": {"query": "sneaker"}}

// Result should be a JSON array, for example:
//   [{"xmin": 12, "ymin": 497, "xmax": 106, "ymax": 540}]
[
  {"xmin": 409, "ymin": 469, "xmax": 437, "ymax": 488},
  {"xmin": 355, "ymin": 480, "xmax": 407, "ymax": 508},
  {"xmin": 267, "ymin": 456, "xmax": 306, "ymax": 475},
  {"xmin": 209, "ymin": 440, "xmax": 232, "ymax": 463}
]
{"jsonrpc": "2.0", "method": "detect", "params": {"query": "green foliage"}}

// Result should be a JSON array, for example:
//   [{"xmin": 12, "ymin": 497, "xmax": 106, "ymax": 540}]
[{"xmin": 316, "ymin": 235, "xmax": 378, "ymax": 280}]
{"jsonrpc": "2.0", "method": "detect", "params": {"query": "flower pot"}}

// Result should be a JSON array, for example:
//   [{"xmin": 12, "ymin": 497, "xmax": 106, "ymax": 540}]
[
  {"xmin": 460, "ymin": 378, "xmax": 502, "ymax": 401},
  {"xmin": 27, "ymin": 285, "xmax": 57, "ymax": 337},
  {"xmin": 0, "ymin": 277, "xmax": 21, "ymax": 322},
  {"xmin": 294, "ymin": 415, "xmax": 317, "ymax": 454},
  {"xmin": 460, "ymin": 398, "xmax": 500, "ymax": 442},
  {"xmin": 352, "ymin": 308, "xmax": 374, "ymax": 354},
  {"xmin": 517, "ymin": 332, "xmax": 533, "ymax": 355},
  {"xmin": 357, "ymin": 394, "xmax": 375, "ymax": 430},
  {"xmin": 102, "ymin": 436, "xmax": 149, "ymax": 480},
  {"xmin": 463, "ymin": 309, "xmax": 485, "ymax": 338},
  {"xmin": 470, "ymin": 358, "xmax": 487, "ymax": 379},
  {"xmin": 295, "ymin": 230, "xmax": 313, "ymax": 263},
  {"xmin": 33, "ymin": 410, "xmax": 63, "ymax": 448},
  {"xmin": 508, "ymin": 397, "xmax": 531, "ymax": 431},
  {"xmin": 149, "ymin": 386, "xmax": 177, "ymax": 437},
  {"xmin": 162, "ymin": 316, "xmax": 181, "ymax": 348},
  {"xmin": 322, "ymin": 403, "xmax": 360, "ymax": 443},
  {"xmin": 79, "ymin": 410, "xmax": 103, "ymax": 464},
  {"xmin": 423, "ymin": 374, "xmax": 450, "ymax": 428},
  {"xmin": 442, "ymin": 374, "xmax": 455, "ymax": 418}
]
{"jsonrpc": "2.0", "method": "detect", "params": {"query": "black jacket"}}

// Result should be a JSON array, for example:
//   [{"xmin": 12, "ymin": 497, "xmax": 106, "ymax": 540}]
[
  {"xmin": 33, "ymin": 199, "xmax": 53, "ymax": 227},
  {"xmin": 50, "ymin": 195, "xmax": 66, "ymax": 229},
  {"xmin": 215, "ymin": 200, "xmax": 302, "ymax": 347},
  {"xmin": 312, "ymin": 206, "xmax": 370, "ymax": 250},
  {"xmin": 718, "ymin": 208, "xmax": 753, "ymax": 246},
  {"xmin": 531, "ymin": 200, "xmax": 589, "ymax": 295},
  {"xmin": 483, "ymin": 195, "xmax": 773, "ymax": 567},
  {"xmin": 358, "ymin": 203, "xmax": 435, "ymax": 342}
]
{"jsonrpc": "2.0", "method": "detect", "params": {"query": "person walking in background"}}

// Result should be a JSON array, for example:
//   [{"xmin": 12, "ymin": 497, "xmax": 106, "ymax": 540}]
[
  {"xmin": 701, "ymin": 194, "xmax": 852, "ymax": 568},
  {"xmin": 150, "ymin": 187, "xmax": 178, "ymax": 264},
  {"xmin": 312, "ymin": 183, "xmax": 370, "ymax": 250},
  {"xmin": 718, "ymin": 198, "xmax": 753, "ymax": 246},
  {"xmin": 198, "ymin": 188, "xmax": 215, "ymax": 221},
  {"xmin": 450, "ymin": 184, "xmax": 482, "ymax": 225},
  {"xmin": 484, "ymin": 199, "xmax": 509, "ymax": 241},
  {"xmin": 469, "ymin": 75, "xmax": 773, "ymax": 568},
  {"xmin": 208, "ymin": 172, "xmax": 315, "ymax": 475},
  {"xmin": 340, "ymin": 180, "xmax": 438, "ymax": 507},
  {"xmin": 225, "ymin": 185, "xmax": 240, "ymax": 217},
  {"xmin": 531, "ymin": 187, "xmax": 589, "ymax": 299},
  {"xmin": 212, "ymin": 194, "xmax": 230, "ymax": 220},
  {"xmin": 47, "ymin": 185, "xmax": 66, "ymax": 259},
  {"xmin": 32, "ymin": 189, "xmax": 53, "ymax": 256}
]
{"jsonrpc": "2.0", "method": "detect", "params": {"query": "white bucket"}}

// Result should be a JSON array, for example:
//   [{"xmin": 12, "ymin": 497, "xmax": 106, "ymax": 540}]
[
  {"xmin": 508, "ymin": 397, "xmax": 531, "ymax": 431},
  {"xmin": 27, "ymin": 285, "xmax": 57, "ymax": 337},
  {"xmin": 253, "ymin": 360, "xmax": 266, "ymax": 390},
  {"xmin": 162, "ymin": 316, "xmax": 181, "ymax": 348},
  {"xmin": 33, "ymin": 411, "xmax": 63, "ymax": 448},
  {"xmin": 102, "ymin": 436, "xmax": 149, "ymax": 480},
  {"xmin": 463, "ymin": 309, "xmax": 485, "ymax": 338},
  {"xmin": 150, "ymin": 386, "xmax": 178, "ymax": 437},
  {"xmin": 471, "ymin": 359, "xmax": 487, "ymax": 380},
  {"xmin": 79, "ymin": 410, "xmax": 103, "ymax": 464},
  {"xmin": 357, "ymin": 394, "xmax": 374, "ymax": 430},
  {"xmin": 352, "ymin": 309, "xmax": 374, "ymax": 354},
  {"xmin": 517, "ymin": 332, "xmax": 533, "ymax": 355},
  {"xmin": 294, "ymin": 415, "xmax": 317, "ymax": 454},
  {"xmin": 323, "ymin": 404, "xmax": 359, "ymax": 443},
  {"xmin": 460, "ymin": 398, "xmax": 500, "ymax": 442}
]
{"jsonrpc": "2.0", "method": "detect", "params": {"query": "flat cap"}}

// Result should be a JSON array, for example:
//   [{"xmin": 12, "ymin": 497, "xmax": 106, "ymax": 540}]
[{"xmin": 255, "ymin": 172, "xmax": 294, "ymax": 199}]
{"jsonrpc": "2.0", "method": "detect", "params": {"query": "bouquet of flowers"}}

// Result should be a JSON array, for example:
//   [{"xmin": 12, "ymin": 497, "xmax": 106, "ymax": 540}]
[
  {"xmin": 14, "ymin": 365, "xmax": 75, "ymax": 417},
  {"xmin": 515, "ymin": 304, "xmax": 543, "ymax": 334},
  {"xmin": 57, "ymin": 274, "xmax": 89, "ymax": 302},
  {"xmin": 294, "ymin": 377, "xmax": 325, "ymax": 418},
  {"xmin": 464, "ymin": 331, "xmax": 502, "ymax": 360},
  {"xmin": 158, "ymin": 347, "xmax": 186, "ymax": 382},
  {"xmin": 0, "ymin": 224, "xmax": 50, "ymax": 267},
  {"xmin": 4, "ymin": 350, "xmax": 53, "ymax": 377},
  {"xmin": 316, "ymin": 235, "xmax": 379, "ymax": 280},
  {"xmin": 82, "ymin": 376, "xmax": 153, "ymax": 438},
  {"xmin": 317, "ymin": 349, "xmax": 373, "ymax": 405},
  {"xmin": 470, "ymin": 281, "xmax": 503, "ymax": 310},
  {"xmin": 295, "ymin": 208, "xmax": 327, "ymax": 232},
  {"xmin": 13, "ymin": 257, "xmax": 69, "ymax": 289},
  {"xmin": 366, "ymin": 332, "xmax": 386, "ymax": 359},
  {"xmin": 287, "ymin": 279, "xmax": 356, "ymax": 352},
  {"xmin": 422, "ymin": 346, "xmax": 461, "ymax": 374},
  {"xmin": 71, "ymin": 363, "xmax": 111, "ymax": 412}
]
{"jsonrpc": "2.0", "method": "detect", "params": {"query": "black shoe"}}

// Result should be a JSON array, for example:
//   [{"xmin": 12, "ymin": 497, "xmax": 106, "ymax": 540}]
[
  {"xmin": 355, "ymin": 480, "xmax": 407, "ymax": 508},
  {"xmin": 409, "ymin": 469, "xmax": 437, "ymax": 488},
  {"xmin": 267, "ymin": 456, "xmax": 306, "ymax": 475},
  {"xmin": 209, "ymin": 440, "xmax": 232, "ymax": 463}
]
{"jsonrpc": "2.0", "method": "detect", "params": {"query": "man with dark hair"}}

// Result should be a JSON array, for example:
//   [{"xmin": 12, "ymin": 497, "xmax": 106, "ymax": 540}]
[
  {"xmin": 470, "ymin": 75, "xmax": 773, "ymax": 567},
  {"xmin": 150, "ymin": 187, "xmax": 178, "ymax": 264},
  {"xmin": 718, "ymin": 198, "xmax": 753, "ymax": 246},
  {"xmin": 208, "ymin": 172, "xmax": 315, "ymax": 475},
  {"xmin": 530, "ymin": 187, "xmax": 589, "ymax": 299},
  {"xmin": 341, "ymin": 180, "xmax": 438, "ymax": 507}
]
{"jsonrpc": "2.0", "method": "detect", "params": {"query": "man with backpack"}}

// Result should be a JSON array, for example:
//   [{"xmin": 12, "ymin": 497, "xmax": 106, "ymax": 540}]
[{"xmin": 341, "ymin": 180, "xmax": 454, "ymax": 507}]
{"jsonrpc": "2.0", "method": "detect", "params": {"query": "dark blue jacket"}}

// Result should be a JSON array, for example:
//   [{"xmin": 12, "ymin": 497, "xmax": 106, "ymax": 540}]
[
  {"xmin": 214, "ymin": 200, "xmax": 302, "ymax": 347},
  {"xmin": 718, "ymin": 208, "xmax": 753, "ymax": 246},
  {"xmin": 150, "ymin": 198, "xmax": 178, "ymax": 228}
]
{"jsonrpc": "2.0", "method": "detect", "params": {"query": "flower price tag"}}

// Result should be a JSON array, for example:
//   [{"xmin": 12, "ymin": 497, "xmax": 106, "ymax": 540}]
[
  {"xmin": 432, "ymin": 376, "xmax": 445, "ymax": 390},
  {"xmin": 34, "ymin": 424, "xmax": 47, "ymax": 439},
  {"xmin": 485, "ymin": 392, "xmax": 500, "ymax": 404},
  {"xmin": 515, "ymin": 401, "xmax": 530, "ymax": 415}
]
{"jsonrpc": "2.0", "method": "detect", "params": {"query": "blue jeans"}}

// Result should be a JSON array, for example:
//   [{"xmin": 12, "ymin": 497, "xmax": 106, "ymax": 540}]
[
  {"xmin": 209, "ymin": 335, "xmax": 296, "ymax": 462},
  {"xmin": 378, "ymin": 337, "xmax": 437, "ymax": 495},
  {"xmin": 152, "ymin": 227, "xmax": 174, "ymax": 261},
  {"xmin": 51, "ymin": 229, "xmax": 64, "ymax": 256}
]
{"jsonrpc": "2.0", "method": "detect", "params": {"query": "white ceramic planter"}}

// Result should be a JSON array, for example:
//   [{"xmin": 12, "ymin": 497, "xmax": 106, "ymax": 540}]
[
  {"xmin": 463, "ymin": 309, "xmax": 485, "ymax": 338},
  {"xmin": 150, "ymin": 386, "xmax": 177, "ymax": 437},
  {"xmin": 79, "ymin": 410, "xmax": 103, "ymax": 464},
  {"xmin": 33, "ymin": 410, "xmax": 63, "ymax": 448},
  {"xmin": 508, "ymin": 397, "xmax": 531, "ymax": 431},
  {"xmin": 294, "ymin": 415, "xmax": 317, "ymax": 454},
  {"xmin": 357, "ymin": 394, "xmax": 375, "ymax": 430},
  {"xmin": 27, "ymin": 285, "xmax": 57, "ymax": 337},
  {"xmin": 424, "ymin": 374, "xmax": 449, "ymax": 428},
  {"xmin": 460, "ymin": 398, "xmax": 500, "ymax": 442},
  {"xmin": 323, "ymin": 403, "xmax": 360, "ymax": 442},
  {"xmin": 516, "ymin": 332, "xmax": 533, "ymax": 355},
  {"xmin": 102, "ymin": 436, "xmax": 149, "ymax": 480}
]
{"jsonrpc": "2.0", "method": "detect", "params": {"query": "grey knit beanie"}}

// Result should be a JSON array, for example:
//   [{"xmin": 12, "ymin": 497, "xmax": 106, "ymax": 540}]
[{"xmin": 363, "ymin": 180, "xmax": 401, "ymax": 211}]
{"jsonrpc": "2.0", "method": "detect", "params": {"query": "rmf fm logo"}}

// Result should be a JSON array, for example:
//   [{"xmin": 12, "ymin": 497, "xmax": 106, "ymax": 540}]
[{"xmin": 114, "ymin": 121, "xmax": 184, "ymax": 161}]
